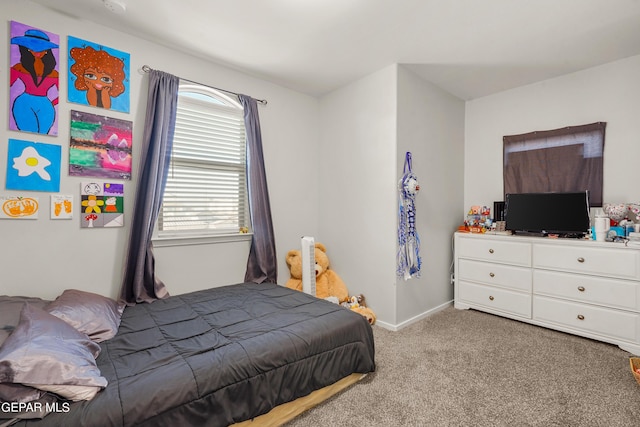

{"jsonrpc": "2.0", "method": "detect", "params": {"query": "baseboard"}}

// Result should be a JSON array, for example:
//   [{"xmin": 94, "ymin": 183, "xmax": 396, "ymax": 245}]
[{"xmin": 375, "ymin": 300, "xmax": 453, "ymax": 331}]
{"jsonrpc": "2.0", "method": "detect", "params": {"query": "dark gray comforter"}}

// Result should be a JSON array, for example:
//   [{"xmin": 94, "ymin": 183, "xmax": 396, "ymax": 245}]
[{"xmin": 15, "ymin": 282, "xmax": 375, "ymax": 426}]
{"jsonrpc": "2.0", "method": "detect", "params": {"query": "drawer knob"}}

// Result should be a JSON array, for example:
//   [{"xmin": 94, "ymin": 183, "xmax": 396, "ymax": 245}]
[
  {"xmin": 577, "ymin": 286, "xmax": 585, "ymax": 292},
  {"xmin": 577, "ymin": 314, "xmax": 585, "ymax": 320},
  {"xmin": 577, "ymin": 257, "xmax": 585, "ymax": 263},
  {"xmin": 489, "ymin": 272, "xmax": 495, "ymax": 278},
  {"xmin": 489, "ymin": 249, "xmax": 494, "ymax": 254},
  {"xmin": 489, "ymin": 296, "xmax": 494, "ymax": 301}
]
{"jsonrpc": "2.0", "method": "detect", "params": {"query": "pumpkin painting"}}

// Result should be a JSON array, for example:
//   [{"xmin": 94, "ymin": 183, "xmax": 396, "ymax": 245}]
[{"xmin": 1, "ymin": 197, "xmax": 39, "ymax": 218}]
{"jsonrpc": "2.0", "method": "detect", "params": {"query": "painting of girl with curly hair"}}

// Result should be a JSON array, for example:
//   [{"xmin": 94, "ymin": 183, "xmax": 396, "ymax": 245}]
[
  {"xmin": 9, "ymin": 21, "xmax": 59, "ymax": 135},
  {"xmin": 67, "ymin": 36, "xmax": 130, "ymax": 113}
]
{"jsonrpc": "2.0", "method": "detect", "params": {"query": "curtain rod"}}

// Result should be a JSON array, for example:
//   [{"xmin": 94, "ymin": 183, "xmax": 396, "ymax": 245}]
[{"xmin": 141, "ymin": 65, "xmax": 267, "ymax": 105}]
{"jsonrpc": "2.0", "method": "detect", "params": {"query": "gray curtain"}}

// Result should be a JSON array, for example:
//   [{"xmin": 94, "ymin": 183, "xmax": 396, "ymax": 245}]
[
  {"xmin": 503, "ymin": 122, "xmax": 605, "ymax": 206},
  {"xmin": 120, "ymin": 70, "xmax": 179, "ymax": 303},
  {"xmin": 239, "ymin": 95, "xmax": 277, "ymax": 284}
]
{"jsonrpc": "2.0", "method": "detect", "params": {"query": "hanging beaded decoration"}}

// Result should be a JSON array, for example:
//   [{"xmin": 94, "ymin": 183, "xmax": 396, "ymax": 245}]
[{"xmin": 397, "ymin": 152, "xmax": 422, "ymax": 280}]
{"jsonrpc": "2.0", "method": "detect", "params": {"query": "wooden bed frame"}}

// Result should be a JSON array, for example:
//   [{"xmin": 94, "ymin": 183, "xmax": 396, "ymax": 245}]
[{"xmin": 233, "ymin": 373, "xmax": 366, "ymax": 426}]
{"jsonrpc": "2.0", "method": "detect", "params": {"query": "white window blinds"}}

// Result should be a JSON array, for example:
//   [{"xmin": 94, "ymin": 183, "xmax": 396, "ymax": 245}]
[{"xmin": 157, "ymin": 83, "xmax": 248, "ymax": 237}]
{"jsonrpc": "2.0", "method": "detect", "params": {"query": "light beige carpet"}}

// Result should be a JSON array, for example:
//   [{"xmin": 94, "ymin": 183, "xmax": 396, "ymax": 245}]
[{"xmin": 284, "ymin": 306, "xmax": 640, "ymax": 426}]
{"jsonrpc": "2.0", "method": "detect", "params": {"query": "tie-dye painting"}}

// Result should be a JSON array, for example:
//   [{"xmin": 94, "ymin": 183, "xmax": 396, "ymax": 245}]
[{"xmin": 69, "ymin": 110, "xmax": 132, "ymax": 180}]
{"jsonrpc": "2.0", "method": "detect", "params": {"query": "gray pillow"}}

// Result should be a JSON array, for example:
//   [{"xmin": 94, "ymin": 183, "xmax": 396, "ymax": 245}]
[
  {"xmin": 45, "ymin": 289, "xmax": 124, "ymax": 343},
  {"xmin": 0, "ymin": 389, "xmax": 58, "ymax": 421},
  {"xmin": 0, "ymin": 296, "xmax": 49, "ymax": 348},
  {"xmin": 0, "ymin": 383, "xmax": 44, "ymax": 403},
  {"xmin": 0, "ymin": 304, "xmax": 107, "ymax": 401}
]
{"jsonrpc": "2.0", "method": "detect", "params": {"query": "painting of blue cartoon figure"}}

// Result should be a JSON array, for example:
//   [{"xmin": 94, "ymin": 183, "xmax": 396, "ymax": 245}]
[{"xmin": 9, "ymin": 21, "xmax": 60, "ymax": 135}]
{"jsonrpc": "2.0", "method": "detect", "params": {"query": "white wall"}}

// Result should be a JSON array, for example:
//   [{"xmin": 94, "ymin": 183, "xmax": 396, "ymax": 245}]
[
  {"xmin": 9, "ymin": 0, "xmax": 632, "ymax": 328},
  {"xmin": 0, "ymin": 0, "xmax": 320, "ymax": 299},
  {"xmin": 464, "ymin": 55, "xmax": 640, "ymax": 212},
  {"xmin": 395, "ymin": 66, "xmax": 465, "ymax": 325},
  {"xmin": 317, "ymin": 65, "xmax": 466, "ymax": 327},
  {"xmin": 318, "ymin": 65, "xmax": 399, "ymax": 324}
]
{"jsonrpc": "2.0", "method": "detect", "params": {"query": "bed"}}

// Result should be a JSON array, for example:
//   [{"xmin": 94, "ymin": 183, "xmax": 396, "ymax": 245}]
[{"xmin": 0, "ymin": 282, "xmax": 376, "ymax": 426}]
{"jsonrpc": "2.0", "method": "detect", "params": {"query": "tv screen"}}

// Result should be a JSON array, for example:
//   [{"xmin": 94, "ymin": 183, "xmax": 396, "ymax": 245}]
[{"xmin": 504, "ymin": 191, "xmax": 590, "ymax": 237}]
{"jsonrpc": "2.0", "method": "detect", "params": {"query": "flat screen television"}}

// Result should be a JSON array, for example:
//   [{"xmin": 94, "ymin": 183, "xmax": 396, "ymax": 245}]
[{"xmin": 504, "ymin": 191, "xmax": 590, "ymax": 237}]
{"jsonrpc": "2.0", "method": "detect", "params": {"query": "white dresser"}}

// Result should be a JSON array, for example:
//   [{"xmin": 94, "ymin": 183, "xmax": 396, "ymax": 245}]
[{"xmin": 454, "ymin": 232, "xmax": 640, "ymax": 355}]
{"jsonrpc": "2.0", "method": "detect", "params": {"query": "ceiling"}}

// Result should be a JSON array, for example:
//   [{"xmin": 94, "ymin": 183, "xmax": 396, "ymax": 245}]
[{"xmin": 31, "ymin": 0, "xmax": 640, "ymax": 100}]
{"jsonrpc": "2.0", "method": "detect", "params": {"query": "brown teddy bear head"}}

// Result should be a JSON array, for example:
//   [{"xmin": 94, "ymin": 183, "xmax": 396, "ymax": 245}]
[
  {"xmin": 285, "ymin": 242, "xmax": 330, "ymax": 279},
  {"xmin": 352, "ymin": 306, "xmax": 376, "ymax": 325},
  {"xmin": 285, "ymin": 250, "xmax": 302, "ymax": 279}
]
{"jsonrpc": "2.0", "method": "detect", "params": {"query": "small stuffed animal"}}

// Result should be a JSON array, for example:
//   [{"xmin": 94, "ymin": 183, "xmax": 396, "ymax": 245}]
[
  {"xmin": 340, "ymin": 294, "xmax": 376, "ymax": 324},
  {"xmin": 285, "ymin": 243, "xmax": 349, "ymax": 303},
  {"xmin": 341, "ymin": 294, "xmax": 366, "ymax": 309}
]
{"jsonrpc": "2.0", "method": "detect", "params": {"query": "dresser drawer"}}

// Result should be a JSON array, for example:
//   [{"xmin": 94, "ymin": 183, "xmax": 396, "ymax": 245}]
[
  {"xmin": 533, "ymin": 296, "xmax": 639, "ymax": 342},
  {"xmin": 534, "ymin": 270, "xmax": 640, "ymax": 311},
  {"xmin": 458, "ymin": 281, "xmax": 531, "ymax": 318},
  {"xmin": 457, "ymin": 236, "xmax": 531, "ymax": 266},
  {"xmin": 458, "ymin": 259, "xmax": 532, "ymax": 292},
  {"xmin": 533, "ymin": 244, "xmax": 640, "ymax": 280}
]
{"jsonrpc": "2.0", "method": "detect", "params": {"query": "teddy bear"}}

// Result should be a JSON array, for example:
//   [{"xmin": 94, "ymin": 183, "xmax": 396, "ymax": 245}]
[
  {"xmin": 285, "ymin": 242, "xmax": 349, "ymax": 303},
  {"xmin": 285, "ymin": 243, "xmax": 377, "ymax": 324}
]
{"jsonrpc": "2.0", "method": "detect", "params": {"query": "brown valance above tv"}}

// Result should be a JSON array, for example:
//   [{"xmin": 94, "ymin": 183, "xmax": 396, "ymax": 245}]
[{"xmin": 503, "ymin": 122, "xmax": 606, "ymax": 207}]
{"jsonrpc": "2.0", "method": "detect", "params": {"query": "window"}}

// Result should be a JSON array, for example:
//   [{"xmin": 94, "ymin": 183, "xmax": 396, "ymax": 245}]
[
  {"xmin": 503, "ymin": 122, "xmax": 606, "ymax": 206},
  {"xmin": 156, "ymin": 82, "xmax": 249, "ymax": 240}
]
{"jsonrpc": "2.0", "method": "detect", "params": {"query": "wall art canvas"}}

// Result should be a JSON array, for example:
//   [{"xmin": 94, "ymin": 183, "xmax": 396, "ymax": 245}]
[
  {"xmin": 51, "ymin": 194, "xmax": 73, "ymax": 219},
  {"xmin": 6, "ymin": 139, "xmax": 61, "ymax": 192},
  {"xmin": 69, "ymin": 110, "xmax": 132, "ymax": 179},
  {"xmin": 9, "ymin": 21, "xmax": 60, "ymax": 135},
  {"xmin": 80, "ymin": 181, "xmax": 124, "ymax": 228},
  {"xmin": 0, "ymin": 195, "xmax": 39, "ymax": 219},
  {"xmin": 67, "ymin": 36, "xmax": 130, "ymax": 113}
]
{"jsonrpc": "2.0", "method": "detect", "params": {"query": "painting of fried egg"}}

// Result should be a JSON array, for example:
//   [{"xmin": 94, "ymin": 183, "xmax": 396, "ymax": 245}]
[{"xmin": 6, "ymin": 138, "xmax": 61, "ymax": 192}]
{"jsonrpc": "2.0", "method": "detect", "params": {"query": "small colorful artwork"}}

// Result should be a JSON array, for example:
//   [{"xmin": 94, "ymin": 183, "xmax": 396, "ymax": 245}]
[
  {"xmin": 69, "ymin": 110, "xmax": 132, "ymax": 179},
  {"xmin": 80, "ymin": 182, "xmax": 124, "ymax": 228},
  {"xmin": 67, "ymin": 36, "xmax": 130, "ymax": 113},
  {"xmin": 6, "ymin": 139, "xmax": 61, "ymax": 192},
  {"xmin": 9, "ymin": 21, "xmax": 60, "ymax": 135},
  {"xmin": 51, "ymin": 194, "xmax": 73, "ymax": 219},
  {"xmin": 0, "ymin": 195, "xmax": 39, "ymax": 219}
]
